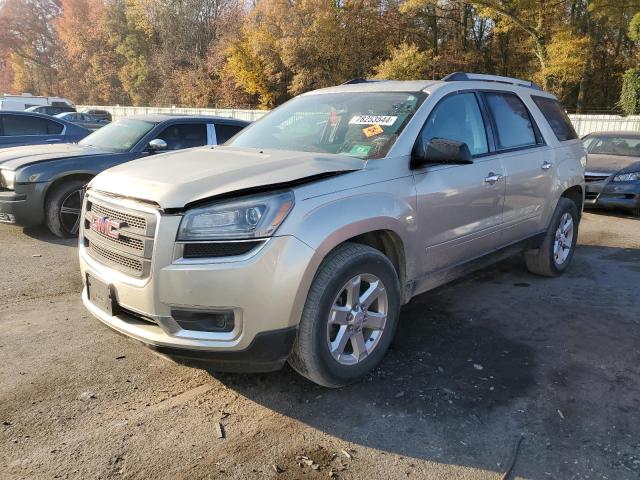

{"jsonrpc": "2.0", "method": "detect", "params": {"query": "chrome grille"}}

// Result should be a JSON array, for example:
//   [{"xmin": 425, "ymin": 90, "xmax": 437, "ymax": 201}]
[
  {"xmin": 585, "ymin": 174, "xmax": 609, "ymax": 183},
  {"xmin": 91, "ymin": 227, "xmax": 145, "ymax": 252},
  {"xmin": 82, "ymin": 193, "xmax": 157, "ymax": 278},
  {"xmin": 585, "ymin": 192, "xmax": 599, "ymax": 200},
  {"xmin": 91, "ymin": 203, "xmax": 147, "ymax": 232},
  {"xmin": 88, "ymin": 241, "xmax": 144, "ymax": 277}
]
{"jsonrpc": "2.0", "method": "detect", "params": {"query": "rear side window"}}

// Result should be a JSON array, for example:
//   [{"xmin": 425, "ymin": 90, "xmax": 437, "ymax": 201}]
[
  {"xmin": 485, "ymin": 92, "xmax": 538, "ymax": 149},
  {"xmin": 420, "ymin": 92, "xmax": 489, "ymax": 156},
  {"xmin": 0, "ymin": 115, "xmax": 63, "ymax": 136},
  {"xmin": 215, "ymin": 123, "xmax": 244, "ymax": 144},
  {"xmin": 532, "ymin": 96, "xmax": 577, "ymax": 141},
  {"xmin": 156, "ymin": 123, "xmax": 207, "ymax": 150}
]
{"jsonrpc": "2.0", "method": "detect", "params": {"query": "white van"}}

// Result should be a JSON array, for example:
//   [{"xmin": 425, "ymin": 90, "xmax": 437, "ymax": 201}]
[{"xmin": 0, "ymin": 94, "xmax": 75, "ymax": 111}]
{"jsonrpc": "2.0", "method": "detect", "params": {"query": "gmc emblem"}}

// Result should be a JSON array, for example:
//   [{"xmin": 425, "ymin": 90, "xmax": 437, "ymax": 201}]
[{"xmin": 89, "ymin": 213, "xmax": 121, "ymax": 239}]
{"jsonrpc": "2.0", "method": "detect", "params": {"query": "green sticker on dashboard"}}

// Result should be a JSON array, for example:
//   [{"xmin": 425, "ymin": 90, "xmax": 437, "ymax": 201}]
[{"xmin": 349, "ymin": 144, "xmax": 372, "ymax": 156}]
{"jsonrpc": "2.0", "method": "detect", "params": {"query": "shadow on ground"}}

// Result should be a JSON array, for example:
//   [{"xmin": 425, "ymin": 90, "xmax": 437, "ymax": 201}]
[
  {"xmin": 186, "ymin": 244, "xmax": 640, "ymax": 478},
  {"xmin": 187, "ymin": 257, "xmax": 539, "ymax": 475},
  {"xmin": 22, "ymin": 225, "xmax": 77, "ymax": 247}
]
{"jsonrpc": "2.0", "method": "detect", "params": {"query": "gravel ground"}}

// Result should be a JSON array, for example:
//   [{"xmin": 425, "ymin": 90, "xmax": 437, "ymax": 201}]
[{"xmin": 1, "ymin": 211, "xmax": 639, "ymax": 480}]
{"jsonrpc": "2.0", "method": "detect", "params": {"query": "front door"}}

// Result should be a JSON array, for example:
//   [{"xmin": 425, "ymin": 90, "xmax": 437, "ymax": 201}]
[{"xmin": 413, "ymin": 91, "xmax": 506, "ymax": 273}]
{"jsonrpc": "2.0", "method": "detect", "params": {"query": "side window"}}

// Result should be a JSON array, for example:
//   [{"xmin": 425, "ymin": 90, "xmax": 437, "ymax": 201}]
[
  {"xmin": 1, "ymin": 115, "xmax": 53, "ymax": 136},
  {"xmin": 45, "ymin": 119, "xmax": 64, "ymax": 134},
  {"xmin": 532, "ymin": 96, "xmax": 578, "ymax": 141},
  {"xmin": 156, "ymin": 123, "xmax": 208, "ymax": 150},
  {"xmin": 420, "ymin": 92, "xmax": 489, "ymax": 156},
  {"xmin": 485, "ymin": 92, "xmax": 538, "ymax": 149},
  {"xmin": 215, "ymin": 123, "xmax": 244, "ymax": 144}
]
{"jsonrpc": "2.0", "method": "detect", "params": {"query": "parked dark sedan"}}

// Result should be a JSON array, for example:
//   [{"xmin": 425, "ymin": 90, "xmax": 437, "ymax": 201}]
[
  {"xmin": 0, "ymin": 114, "xmax": 249, "ymax": 236},
  {"xmin": 81, "ymin": 109, "xmax": 112, "ymax": 122},
  {"xmin": 0, "ymin": 111, "xmax": 90, "ymax": 148},
  {"xmin": 56, "ymin": 111, "xmax": 110, "ymax": 130},
  {"xmin": 583, "ymin": 131, "xmax": 640, "ymax": 216}
]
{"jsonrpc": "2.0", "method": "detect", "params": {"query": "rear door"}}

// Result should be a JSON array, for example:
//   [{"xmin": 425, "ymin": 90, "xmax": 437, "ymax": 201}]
[
  {"xmin": 482, "ymin": 91, "xmax": 552, "ymax": 243},
  {"xmin": 413, "ymin": 91, "xmax": 506, "ymax": 273}
]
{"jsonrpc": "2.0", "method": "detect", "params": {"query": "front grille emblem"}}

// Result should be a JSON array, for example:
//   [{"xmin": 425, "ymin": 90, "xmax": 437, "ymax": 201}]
[{"xmin": 89, "ymin": 212, "xmax": 122, "ymax": 239}]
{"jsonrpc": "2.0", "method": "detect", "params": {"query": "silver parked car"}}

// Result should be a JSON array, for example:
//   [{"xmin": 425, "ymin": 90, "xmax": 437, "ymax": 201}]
[{"xmin": 79, "ymin": 73, "xmax": 586, "ymax": 387}]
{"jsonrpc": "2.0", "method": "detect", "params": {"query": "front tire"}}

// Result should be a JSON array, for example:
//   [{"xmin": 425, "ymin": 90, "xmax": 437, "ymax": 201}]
[
  {"xmin": 525, "ymin": 197, "xmax": 579, "ymax": 277},
  {"xmin": 289, "ymin": 243, "xmax": 401, "ymax": 388},
  {"xmin": 45, "ymin": 179, "xmax": 88, "ymax": 238}
]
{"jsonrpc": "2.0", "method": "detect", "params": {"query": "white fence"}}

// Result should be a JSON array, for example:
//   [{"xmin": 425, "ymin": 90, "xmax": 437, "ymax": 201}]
[
  {"xmin": 568, "ymin": 114, "xmax": 640, "ymax": 137},
  {"xmin": 79, "ymin": 105, "xmax": 640, "ymax": 137},
  {"xmin": 79, "ymin": 105, "xmax": 269, "ymax": 122}
]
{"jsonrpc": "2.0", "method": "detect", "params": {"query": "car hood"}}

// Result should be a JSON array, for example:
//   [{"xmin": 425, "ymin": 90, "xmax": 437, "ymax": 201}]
[
  {"xmin": 0, "ymin": 143, "xmax": 112, "ymax": 170},
  {"xmin": 90, "ymin": 146, "xmax": 366, "ymax": 209},
  {"xmin": 586, "ymin": 154, "xmax": 640, "ymax": 174}
]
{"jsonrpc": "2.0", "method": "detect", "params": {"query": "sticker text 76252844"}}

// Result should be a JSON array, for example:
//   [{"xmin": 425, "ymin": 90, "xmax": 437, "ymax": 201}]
[{"xmin": 349, "ymin": 115, "xmax": 397, "ymax": 126}]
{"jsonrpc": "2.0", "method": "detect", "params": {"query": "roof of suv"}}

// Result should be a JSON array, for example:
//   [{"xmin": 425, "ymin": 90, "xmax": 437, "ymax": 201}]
[{"xmin": 304, "ymin": 73, "xmax": 556, "ymax": 98}]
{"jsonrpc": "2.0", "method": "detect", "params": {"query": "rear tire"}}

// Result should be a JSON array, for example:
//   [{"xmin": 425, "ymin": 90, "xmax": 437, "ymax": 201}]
[
  {"xmin": 525, "ymin": 197, "xmax": 579, "ymax": 277},
  {"xmin": 288, "ymin": 243, "xmax": 401, "ymax": 388},
  {"xmin": 631, "ymin": 207, "xmax": 640, "ymax": 217},
  {"xmin": 45, "ymin": 179, "xmax": 88, "ymax": 238}
]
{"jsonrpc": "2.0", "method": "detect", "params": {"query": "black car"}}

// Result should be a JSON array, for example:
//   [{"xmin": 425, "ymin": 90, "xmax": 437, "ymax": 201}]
[
  {"xmin": 81, "ymin": 109, "xmax": 112, "ymax": 122},
  {"xmin": 25, "ymin": 105, "xmax": 77, "ymax": 116},
  {"xmin": 583, "ymin": 131, "xmax": 640, "ymax": 216},
  {"xmin": 0, "ymin": 114, "xmax": 249, "ymax": 236},
  {"xmin": 0, "ymin": 111, "xmax": 91, "ymax": 148}
]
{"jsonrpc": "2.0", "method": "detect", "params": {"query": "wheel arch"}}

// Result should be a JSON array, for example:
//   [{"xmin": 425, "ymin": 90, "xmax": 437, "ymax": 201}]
[
  {"xmin": 560, "ymin": 184, "xmax": 584, "ymax": 215},
  {"xmin": 43, "ymin": 172, "xmax": 95, "ymax": 204},
  {"xmin": 341, "ymin": 229, "xmax": 409, "ymax": 303},
  {"xmin": 307, "ymin": 223, "xmax": 410, "ymax": 304}
]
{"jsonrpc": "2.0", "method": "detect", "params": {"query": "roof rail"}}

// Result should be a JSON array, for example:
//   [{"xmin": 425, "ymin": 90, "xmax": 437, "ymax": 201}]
[
  {"xmin": 442, "ymin": 72, "xmax": 542, "ymax": 91},
  {"xmin": 341, "ymin": 78, "xmax": 386, "ymax": 85}
]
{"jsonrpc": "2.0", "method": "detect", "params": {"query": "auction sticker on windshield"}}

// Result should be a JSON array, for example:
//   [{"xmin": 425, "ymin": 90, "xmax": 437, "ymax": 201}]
[
  {"xmin": 362, "ymin": 124, "xmax": 384, "ymax": 137},
  {"xmin": 349, "ymin": 115, "xmax": 397, "ymax": 126}
]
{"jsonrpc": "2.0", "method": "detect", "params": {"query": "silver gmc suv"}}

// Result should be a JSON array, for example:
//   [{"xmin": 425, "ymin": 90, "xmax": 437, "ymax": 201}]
[{"xmin": 79, "ymin": 73, "xmax": 586, "ymax": 387}]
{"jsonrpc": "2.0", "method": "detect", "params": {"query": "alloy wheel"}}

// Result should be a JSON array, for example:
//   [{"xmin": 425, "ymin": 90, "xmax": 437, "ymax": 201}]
[
  {"xmin": 59, "ymin": 188, "xmax": 84, "ymax": 235},
  {"xmin": 553, "ymin": 212, "xmax": 574, "ymax": 265},
  {"xmin": 326, "ymin": 273, "xmax": 388, "ymax": 366}
]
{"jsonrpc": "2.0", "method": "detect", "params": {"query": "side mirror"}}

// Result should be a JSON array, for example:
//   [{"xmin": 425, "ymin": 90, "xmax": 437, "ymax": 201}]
[
  {"xmin": 412, "ymin": 138, "xmax": 473, "ymax": 167},
  {"xmin": 148, "ymin": 138, "xmax": 167, "ymax": 152}
]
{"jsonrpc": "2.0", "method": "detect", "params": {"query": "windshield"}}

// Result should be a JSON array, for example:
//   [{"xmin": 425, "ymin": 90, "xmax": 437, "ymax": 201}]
[
  {"xmin": 228, "ymin": 92, "xmax": 427, "ymax": 159},
  {"xmin": 584, "ymin": 135, "xmax": 640, "ymax": 157},
  {"xmin": 79, "ymin": 119, "xmax": 156, "ymax": 152}
]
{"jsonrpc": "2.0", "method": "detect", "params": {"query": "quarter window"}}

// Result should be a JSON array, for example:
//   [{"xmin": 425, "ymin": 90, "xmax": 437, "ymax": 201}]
[
  {"xmin": 532, "ymin": 96, "xmax": 578, "ymax": 141},
  {"xmin": 485, "ymin": 92, "xmax": 538, "ymax": 149},
  {"xmin": 215, "ymin": 123, "xmax": 244, "ymax": 144},
  {"xmin": 420, "ymin": 92, "xmax": 489, "ymax": 156}
]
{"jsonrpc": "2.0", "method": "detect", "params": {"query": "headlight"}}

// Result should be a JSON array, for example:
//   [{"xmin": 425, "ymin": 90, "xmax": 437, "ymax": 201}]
[
  {"xmin": 0, "ymin": 169, "xmax": 15, "ymax": 190},
  {"xmin": 177, "ymin": 190, "xmax": 295, "ymax": 241},
  {"xmin": 613, "ymin": 172, "xmax": 640, "ymax": 182}
]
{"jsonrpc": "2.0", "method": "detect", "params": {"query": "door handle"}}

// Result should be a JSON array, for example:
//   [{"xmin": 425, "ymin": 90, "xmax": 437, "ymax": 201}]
[
  {"xmin": 541, "ymin": 161, "xmax": 552, "ymax": 170},
  {"xmin": 484, "ymin": 173, "xmax": 503, "ymax": 185}
]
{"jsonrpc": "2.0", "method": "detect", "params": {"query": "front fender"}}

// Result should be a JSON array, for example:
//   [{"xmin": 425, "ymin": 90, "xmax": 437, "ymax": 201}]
[
  {"xmin": 284, "ymin": 176, "xmax": 418, "ymax": 279},
  {"xmin": 16, "ymin": 153, "xmax": 140, "ymax": 185}
]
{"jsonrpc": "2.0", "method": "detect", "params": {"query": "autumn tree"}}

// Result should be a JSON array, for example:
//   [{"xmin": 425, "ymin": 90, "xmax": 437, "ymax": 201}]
[
  {"xmin": 0, "ymin": 0, "xmax": 61, "ymax": 94},
  {"xmin": 373, "ymin": 43, "xmax": 430, "ymax": 79},
  {"xmin": 56, "ymin": 0, "xmax": 125, "ymax": 103}
]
